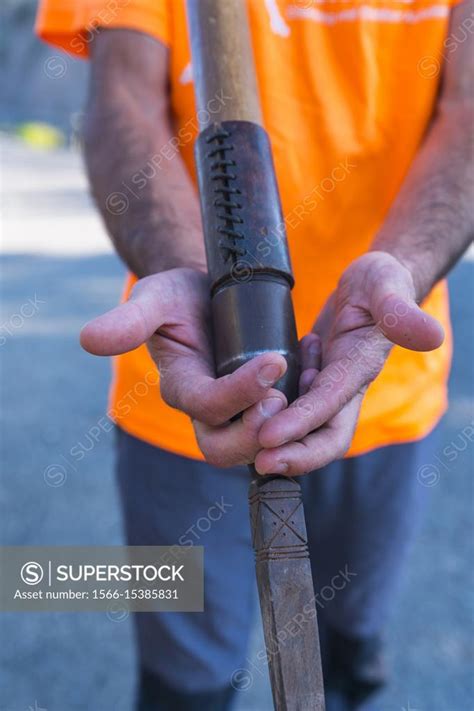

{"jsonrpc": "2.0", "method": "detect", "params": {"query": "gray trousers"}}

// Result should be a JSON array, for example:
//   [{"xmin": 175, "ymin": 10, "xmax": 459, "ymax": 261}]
[{"xmin": 116, "ymin": 426, "xmax": 436, "ymax": 693}]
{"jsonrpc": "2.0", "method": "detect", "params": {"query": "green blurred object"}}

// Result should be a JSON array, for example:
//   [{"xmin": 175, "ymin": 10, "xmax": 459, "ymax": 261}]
[{"xmin": 15, "ymin": 122, "xmax": 65, "ymax": 149}]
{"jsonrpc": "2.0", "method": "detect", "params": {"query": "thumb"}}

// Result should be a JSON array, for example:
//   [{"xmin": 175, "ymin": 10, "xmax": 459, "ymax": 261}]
[
  {"xmin": 80, "ymin": 273, "xmax": 176, "ymax": 356},
  {"xmin": 372, "ymin": 283, "xmax": 444, "ymax": 353}
]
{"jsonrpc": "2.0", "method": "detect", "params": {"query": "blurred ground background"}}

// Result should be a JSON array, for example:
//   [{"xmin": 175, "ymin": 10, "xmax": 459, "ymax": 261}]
[{"xmin": 1, "ymin": 2, "xmax": 473, "ymax": 710}]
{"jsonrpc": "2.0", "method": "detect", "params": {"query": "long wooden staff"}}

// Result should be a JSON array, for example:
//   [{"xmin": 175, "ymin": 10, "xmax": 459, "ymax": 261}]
[{"xmin": 186, "ymin": 2, "xmax": 325, "ymax": 709}]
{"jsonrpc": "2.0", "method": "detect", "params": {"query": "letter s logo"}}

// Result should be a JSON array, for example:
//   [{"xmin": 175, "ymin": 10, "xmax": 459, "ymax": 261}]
[{"xmin": 20, "ymin": 561, "xmax": 44, "ymax": 586}]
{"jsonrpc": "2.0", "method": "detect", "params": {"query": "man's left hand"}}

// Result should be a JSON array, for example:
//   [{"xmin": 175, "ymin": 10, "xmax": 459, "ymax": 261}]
[{"xmin": 256, "ymin": 251, "xmax": 444, "ymax": 476}]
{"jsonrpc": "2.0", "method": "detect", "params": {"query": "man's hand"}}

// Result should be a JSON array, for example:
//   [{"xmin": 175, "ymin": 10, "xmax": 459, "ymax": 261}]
[
  {"xmin": 81, "ymin": 268, "xmax": 295, "ymax": 467},
  {"xmin": 255, "ymin": 252, "xmax": 444, "ymax": 476},
  {"xmin": 256, "ymin": 0, "xmax": 472, "ymax": 476}
]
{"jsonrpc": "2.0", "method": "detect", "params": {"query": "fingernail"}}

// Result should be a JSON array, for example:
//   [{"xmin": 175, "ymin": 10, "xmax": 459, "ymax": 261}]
[
  {"xmin": 260, "ymin": 396, "xmax": 285, "ymax": 418},
  {"xmin": 258, "ymin": 363, "xmax": 284, "ymax": 387},
  {"xmin": 273, "ymin": 461, "xmax": 289, "ymax": 474}
]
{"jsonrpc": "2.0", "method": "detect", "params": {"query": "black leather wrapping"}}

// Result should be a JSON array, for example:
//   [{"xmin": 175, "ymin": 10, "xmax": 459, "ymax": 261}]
[{"xmin": 195, "ymin": 120, "xmax": 294, "ymax": 294}]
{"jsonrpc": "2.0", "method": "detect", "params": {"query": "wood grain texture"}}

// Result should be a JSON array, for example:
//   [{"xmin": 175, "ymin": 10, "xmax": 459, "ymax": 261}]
[
  {"xmin": 250, "ymin": 476, "xmax": 326, "ymax": 710},
  {"xmin": 186, "ymin": 0, "xmax": 262, "ymax": 126}
]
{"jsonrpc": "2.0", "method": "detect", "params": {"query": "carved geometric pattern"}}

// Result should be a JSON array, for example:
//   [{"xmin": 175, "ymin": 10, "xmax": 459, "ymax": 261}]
[{"xmin": 249, "ymin": 481, "xmax": 310, "ymax": 561}]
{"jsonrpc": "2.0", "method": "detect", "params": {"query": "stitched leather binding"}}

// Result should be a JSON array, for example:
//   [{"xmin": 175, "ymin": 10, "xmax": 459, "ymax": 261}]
[{"xmin": 195, "ymin": 120, "xmax": 294, "ymax": 295}]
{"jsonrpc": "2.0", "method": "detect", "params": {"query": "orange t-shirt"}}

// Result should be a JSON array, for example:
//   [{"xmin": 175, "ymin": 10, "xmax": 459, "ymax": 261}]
[{"xmin": 37, "ymin": 0, "xmax": 458, "ymax": 460}]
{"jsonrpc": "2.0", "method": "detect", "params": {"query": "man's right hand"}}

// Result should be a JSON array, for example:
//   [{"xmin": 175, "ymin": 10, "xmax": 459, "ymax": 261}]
[{"xmin": 80, "ymin": 267, "xmax": 295, "ymax": 467}]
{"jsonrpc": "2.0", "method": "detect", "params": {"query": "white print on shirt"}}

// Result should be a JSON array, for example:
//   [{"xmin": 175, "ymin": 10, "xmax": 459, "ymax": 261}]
[
  {"xmin": 179, "ymin": 61, "xmax": 193, "ymax": 84},
  {"xmin": 286, "ymin": 3, "xmax": 450, "ymax": 25},
  {"xmin": 178, "ymin": 1, "xmax": 451, "ymax": 84},
  {"xmin": 179, "ymin": 0, "xmax": 288, "ymax": 83},
  {"xmin": 264, "ymin": 0, "xmax": 291, "ymax": 36}
]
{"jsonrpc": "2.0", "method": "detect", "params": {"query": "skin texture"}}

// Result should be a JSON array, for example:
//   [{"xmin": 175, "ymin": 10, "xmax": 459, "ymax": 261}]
[{"xmin": 81, "ymin": 3, "xmax": 473, "ymax": 475}]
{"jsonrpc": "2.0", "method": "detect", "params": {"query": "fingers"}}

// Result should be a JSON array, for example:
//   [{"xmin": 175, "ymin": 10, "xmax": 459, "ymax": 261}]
[
  {"xmin": 299, "ymin": 333, "xmax": 321, "ymax": 395},
  {"xmin": 373, "ymin": 293, "xmax": 444, "ymax": 352},
  {"xmin": 81, "ymin": 267, "xmax": 289, "ymax": 426},
  {"xmin": 300, "ymin": 333, "xmax": 321, "ymax": 371},
  {"xmin": 160, "ymin": 350, "xmax": 288, "ymax": 426},
  {"xmin": 192, "ymin": 334, "xmax": 319, "ymax": 466},
  {"xmin": 258, "ymin": 341, "xmax": 376, "ymax": 449},
  {"xmin": 80, "ymin": 300, "xmax": 153, "ymax": 356},
  {"xmin": 299, "ymin": 368, "xmax": 319, "ymax": 396},
  {"xmin": 80, "ymin": 274, "xmax": 172, "ymax": 356},
  {"xmin": 194, "ymin": 389, "xmax": 287, "ymax": 467},
  {"xmin": 80, "ymin": 269, "xmax": 207, "ymax": 356},
  {"xmin": 366, "ymin": 253, "xmax": 444, "ymax": 352},
  {"xmin": 255, "ymin": 394, "xmax": 362, "ymax": 476},
  {"xmin": 187, "ymin": 335, "xmax": 319, "ymax": 467}
]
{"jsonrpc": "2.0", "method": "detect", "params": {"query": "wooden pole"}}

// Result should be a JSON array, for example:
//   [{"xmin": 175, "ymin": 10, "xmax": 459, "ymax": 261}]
[
  {"xmin": 186, "ymin": 2, "xmax": 325, "ymax": 709},
  {"xmin": 186, "ymin": 0, "xmax": 261, "ymax": 127}
]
